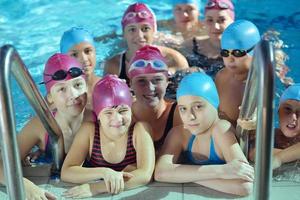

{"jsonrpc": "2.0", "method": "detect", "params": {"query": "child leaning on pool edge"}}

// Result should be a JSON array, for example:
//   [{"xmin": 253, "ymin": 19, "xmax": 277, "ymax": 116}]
[{"xmin": 155, "ymin": 72, "xmax": 253, "ymax": 196}]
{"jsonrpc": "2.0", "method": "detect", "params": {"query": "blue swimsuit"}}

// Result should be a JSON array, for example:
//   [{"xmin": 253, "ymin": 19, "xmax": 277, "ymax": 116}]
[{"xmin": 185, "ymin": 134, "xmax": 225, "ymax": 165}]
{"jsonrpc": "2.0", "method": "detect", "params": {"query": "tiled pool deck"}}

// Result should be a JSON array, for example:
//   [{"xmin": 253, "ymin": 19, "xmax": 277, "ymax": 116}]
[{"xmin": 1, "ymin": 162, "xmax": 300, "ymax": 200}]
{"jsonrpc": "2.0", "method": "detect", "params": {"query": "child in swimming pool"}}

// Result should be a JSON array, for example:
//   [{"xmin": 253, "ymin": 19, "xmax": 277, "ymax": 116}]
[
  {"xmin": 0, "ymin": 53, "xmax": 93, "ymax": 199},
  {"xmin": 60, "ymin": 27, "xmax": 101, "ymax": 109},
  {"xmin": 181, "ymin": 0, "xmax": 235, "ymax": 78},
  {"xmin": 156, "ymin": 0, "xmax": 206, "ymax": 46},
  {"xmin": 239, "ymin": 84, "xmax": 300, "ymax": 169},
  {"xmin": 61, "ymin": 75, "xmax": 155, "ymax": 198},
  {"xmin": 103, "ymin": 2, "xmax": 189, "ymax": 83},
  {"xmin": 273, "ymin": 84, "xmax": 300, "ymax": 169},
  {"xmin": 128, "ymin": 45, "xmax": 183, "ymax": 155},
  {"xmin": 215, "ymin": 20, "xmax": 261, "ymax": 127},
  {"xmin": 155, "ymin": 72, "xmax": 253, "ymax": 196}
]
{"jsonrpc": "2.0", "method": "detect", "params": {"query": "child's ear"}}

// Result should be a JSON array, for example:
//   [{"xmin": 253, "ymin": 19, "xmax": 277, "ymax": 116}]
[{"xmin": 46, "ymin": 94, "xmax": 53, "ymax": 105}]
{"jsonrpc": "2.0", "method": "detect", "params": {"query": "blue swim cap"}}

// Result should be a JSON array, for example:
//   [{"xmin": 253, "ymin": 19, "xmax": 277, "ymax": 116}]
[
  {"xmin": 173, "ymin": 0, "xmax": 200, "ymax": 7},
  {"xmin": 221, "ymin": 20, "xmax": 261, "ymax": 56},
  {"xmin": 60, "ymin": 27, "xmax": 94, "ymax": 54},
  {"xmin": 176, "ymin": 72, "xmax": 219, "ymax": 109},
  {"xmin": 280, "ymin": 83, "xmax": 300, "ymax": 104}
]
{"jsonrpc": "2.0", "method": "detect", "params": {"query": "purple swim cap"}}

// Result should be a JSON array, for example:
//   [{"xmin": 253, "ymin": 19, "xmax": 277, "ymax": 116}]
[
  {"xmin": 43, "ymin": 53, "xmax": 84, "ymax": 93},
  {"xmin": 121, "ymin": 3, "xmax": 157, "ymax": 31},
  {"xmin": 93, "ymin": 75, "xmax": 133, "ymax": 116},
  {"xmin": 205, "ymin": 0, "xmax": 235, "ymax": 20}
]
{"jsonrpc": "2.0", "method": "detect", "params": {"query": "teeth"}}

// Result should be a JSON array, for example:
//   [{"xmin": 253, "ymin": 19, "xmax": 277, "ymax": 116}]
[{"xmin": 287, "ymin": 124, "xmax": 296, "ymax": 128}]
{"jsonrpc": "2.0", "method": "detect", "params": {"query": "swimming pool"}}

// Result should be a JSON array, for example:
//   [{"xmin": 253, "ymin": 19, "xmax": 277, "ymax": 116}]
[{"xmin": 0, "ymin": 0, "xmax": 299, "ymax": 131}]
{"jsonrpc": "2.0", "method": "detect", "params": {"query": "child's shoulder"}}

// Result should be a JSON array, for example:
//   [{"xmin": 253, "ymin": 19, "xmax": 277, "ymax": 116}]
[
  {"xmin": 215, "ymin": 68, "xmax": 231, "ymax": 83},
  {"xmin": 212, "ymin": 119, "xmax": 233, "ymax": 137}
]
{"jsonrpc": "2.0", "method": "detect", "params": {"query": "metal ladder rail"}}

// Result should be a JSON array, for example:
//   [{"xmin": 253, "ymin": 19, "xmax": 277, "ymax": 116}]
[
  {"xmin": 254, "ymin": 40, "xmax": 275, "ymax": 200},
  {"xmin": 237, "ymin": 39, "xmax": 275, "ymax": 200},
  {"xmin": 0, "ymin": 45, "xmax": 64, "ymax": 199}
]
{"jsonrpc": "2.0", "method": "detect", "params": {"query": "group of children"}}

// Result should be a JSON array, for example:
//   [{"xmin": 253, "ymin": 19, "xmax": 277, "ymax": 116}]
[{"xmin": 0, "ymin": 0, "xmax": 299, "ymax": 199}]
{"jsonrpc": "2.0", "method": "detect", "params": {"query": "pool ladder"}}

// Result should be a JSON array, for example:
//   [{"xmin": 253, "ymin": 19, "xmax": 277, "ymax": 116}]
[
  {"xmin": 0, "ymin": 40, "xmax": 275, "ymax": 200},
  {"xmin": 0, "ymin": 45, "xmax": 64, "ymax": 200},
  {"xmin": 237, "ymin": 39, "xmax": 275, "ymax": 200}
]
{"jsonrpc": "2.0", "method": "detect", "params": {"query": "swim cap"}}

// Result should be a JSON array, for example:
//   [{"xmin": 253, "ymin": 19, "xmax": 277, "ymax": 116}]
[
  {"xmin": 121, "ymin": 3, "xmax": 157, "ymax": 31},
  {"xmin": 205, "ymin": 0, "xmax": 235, "ymax": 20},
  {"xmin": 280, "ymin": 83, "xmax": 300, "ymax": 104},
  {"xmin": 176, "ymin": 72, "xmax": 219, "ymax": 109},
  {"xmin": 60, "ymin": 27, "xmax": 94, "ymax": 54},
  {"xmin": 221, "ymin": 20, "xmax": 260, "ymax": 56},
  {"xmin": 173, "ymin": 0, "xmax": 200, "ymax": 7},
  {"xmin": 128, "ymin": 45, "xmax": 168, "ymax": 79},
  {"xmin": 43, "ymin": 53, "xmax": 84, "ymax": 93},
  {"xmin": 93, "ymin": 75, "xmax": 133, "ymax": 116}
]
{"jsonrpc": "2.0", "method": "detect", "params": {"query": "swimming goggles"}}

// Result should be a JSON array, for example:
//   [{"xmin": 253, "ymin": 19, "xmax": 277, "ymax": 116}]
[
  {"xmin": 130, "ymin": 59, "xmax": 167, "ymax": 71},
  {"xmin": 41, "ymin": 67, "xmax": 83, "ymax": 84},
  {"xmin": 220, "ymin": 46, "xmax": 255, "ymax": 58},
  {"xmin": 205, "ymin": 1, "xmax": 233, "ymax": 10},
  {"xmin": 123, "ymin": 10, "xmax": 152, "ymax": 21}
]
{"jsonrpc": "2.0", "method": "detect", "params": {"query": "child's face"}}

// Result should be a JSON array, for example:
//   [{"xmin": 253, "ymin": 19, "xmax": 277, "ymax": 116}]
[
  {"xmin": 279, "ymin": 100, "xmax": 300, "ymax": 138},
  {"xmin": 178, "ymin": 95, "xmax": 217, "ymax": 134},
  {"xmin": 123, "ymin": 22, "xmax": 154, "ymax": 52},
  {"xmin": 131, "ymin": 73, "xmax": 168, "ymax": 108},
  {"xmin": 99, "ymin": 105, "xmax": 132, "ymax": 140},
  {"xmin": 68, "ymin": 42, "xmax": 96, "ymax": 76},
  {"xmin": 49, "ymin": 77, "xmax": 87, "ymax": 116},
  {"xmin": 173, "ymin": 4, "xmax": 199, "ymax": 29},
  {"xmin": 223, "ymin": 54, "xmax": 253, "ymax": 75},
  {"xmin": 205, "ymin": 9, "xmax": 234, "ymax": 42}
]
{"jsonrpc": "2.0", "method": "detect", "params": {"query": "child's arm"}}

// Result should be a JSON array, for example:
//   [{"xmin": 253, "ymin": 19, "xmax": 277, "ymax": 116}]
[
  {"xmin": 123, "ymin": 122, "xmax": 155, "ymax": 189},
  {"xmin": 63, "ymin": 122, "xmax": 155, "ymax": 198},
  {"xmin": 61, "ymin": 122, "xmax": 129, "ymax": 183},
  {"xmin": 273, "ymin": 143, "xmax": 300, "ymax": 169},
  {"xmin": 159, "ymin": 46, "xmax": 189, "ymax": 73},
  {"xmin": 155, "ymin": 126, "xmax": 244, "ymax": 183}
]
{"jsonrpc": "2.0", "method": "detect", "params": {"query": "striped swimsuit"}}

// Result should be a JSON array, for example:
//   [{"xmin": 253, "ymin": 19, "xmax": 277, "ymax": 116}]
[{"xmin": 84, "ymin": 122, "xmax": 137, "ymax": 171}]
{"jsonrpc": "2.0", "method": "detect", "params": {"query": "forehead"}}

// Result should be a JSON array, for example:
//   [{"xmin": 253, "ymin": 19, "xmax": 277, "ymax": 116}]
[
  {"xmin": 178, "ymin": 95, "xmax": 207, "ymax": 104},
  {"xmin": 133, "ymin": 72, "xmax": 166, "ymax": 80},
  {"xmin": 280, "ymin": 100, "xmax": 300, "ymax": 109},
  {"xmin": 205, "ymin": 9, "xmax": 231, "ymax": 18},
  {"xmin": 174, "ymin": 4, "xmax": 197, "ymax": 10},
  {"xmin": 51, "ymin": 76, "xmax": 85, "ymax": 87},
  {"xmin": 69, "ymin": 42, "xmax": 95, "ymax": 51},
  {"xmin": 125, "ymin": 22, "xmax": 153, "ymax": 29},
  {"xmin": 101, "ymin": 105, "xmax": 131, "ymax": 112}
]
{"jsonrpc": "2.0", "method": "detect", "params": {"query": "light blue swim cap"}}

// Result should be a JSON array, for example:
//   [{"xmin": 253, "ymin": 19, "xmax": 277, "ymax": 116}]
[
  {"xmin": 221, "ymin": 20, "xmax": 261, "ymax": 56},
  {"xmin": 60, "ymin": 27, "xmax": 94, "ymax": 54},
  {"xmin": 280, "ymin": 83, "xmax": 300, "ymax": 104},
  {"xmin": 173, "ymin": 0, "xmax": 200, "ymax": 7},
  {"xmin": 176, "ymin": 72, "xmax": 219, "ymax": 109}
]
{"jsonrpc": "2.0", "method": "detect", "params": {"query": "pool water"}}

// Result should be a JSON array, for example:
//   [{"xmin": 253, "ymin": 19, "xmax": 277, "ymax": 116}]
[{"xmin": 0, "ymin": 0, "xmax": 299, "ymax": 131}]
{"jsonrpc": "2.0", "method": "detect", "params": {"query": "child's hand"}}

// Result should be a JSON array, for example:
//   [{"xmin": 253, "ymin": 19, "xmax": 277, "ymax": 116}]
[
  {"xmin": 24, "ymin": 178, "xmax": 56, "ymax": 200},
  {"xmin": 237, "ymin": 107, "xmax": 257, "ymax": 130},
  {"xmin": 272, "ymin": 155, "xmax": 282, "ymax": 170},
  {"xmin": 62, "ymin": 183, "xmax": 93, "ymax": 198},
  {"xmin": 237, "ymin": 118, "xmax": 257, "ymax": 130},
  {"xmin": 103, "ymin": 168, "xmax": 134, "ymax": 194},
  {"xmin": 221, "ymin": 159, "xmax": 254, "ymax": 181}
]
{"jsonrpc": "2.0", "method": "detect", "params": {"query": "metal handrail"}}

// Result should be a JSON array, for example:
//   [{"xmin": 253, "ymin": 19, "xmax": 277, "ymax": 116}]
[
  {"xmin": 0, "ymin": 45, "xmax": 64, "ymax": 199},
  {"xmin": 237, "ymin": 39, "xmax": 275, "ymax": 200}
]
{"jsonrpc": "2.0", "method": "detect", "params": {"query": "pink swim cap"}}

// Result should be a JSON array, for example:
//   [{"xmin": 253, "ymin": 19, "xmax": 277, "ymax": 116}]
[
  {"xmin": 205, "ymin": 0, "xmax": 235, "ymax": 20},
  {"xmin": 93, "ymin": 75, "xmax": 133, "ymax": 116},
  {"xmin": 121, "ymin": 3, "xmax": 157, "ymax": 31},
  {"xmin": 128, "ymin": 45, "xmax": 168, "ymax": 79},
  {"xmin": 43, "ymin": 53, "xmax": 84, "ymax": 93}
]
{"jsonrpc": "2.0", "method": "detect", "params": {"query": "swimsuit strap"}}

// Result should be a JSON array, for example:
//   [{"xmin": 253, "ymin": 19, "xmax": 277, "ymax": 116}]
[{"xmin": 119, "ymin": 52, "xmax": 130, "ymax": 84}]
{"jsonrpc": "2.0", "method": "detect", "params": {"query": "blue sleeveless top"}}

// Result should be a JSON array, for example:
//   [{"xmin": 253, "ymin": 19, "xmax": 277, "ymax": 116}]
[{"xmin": 185, "ymin": 134, "xmax": 225, "ymax": 165}]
